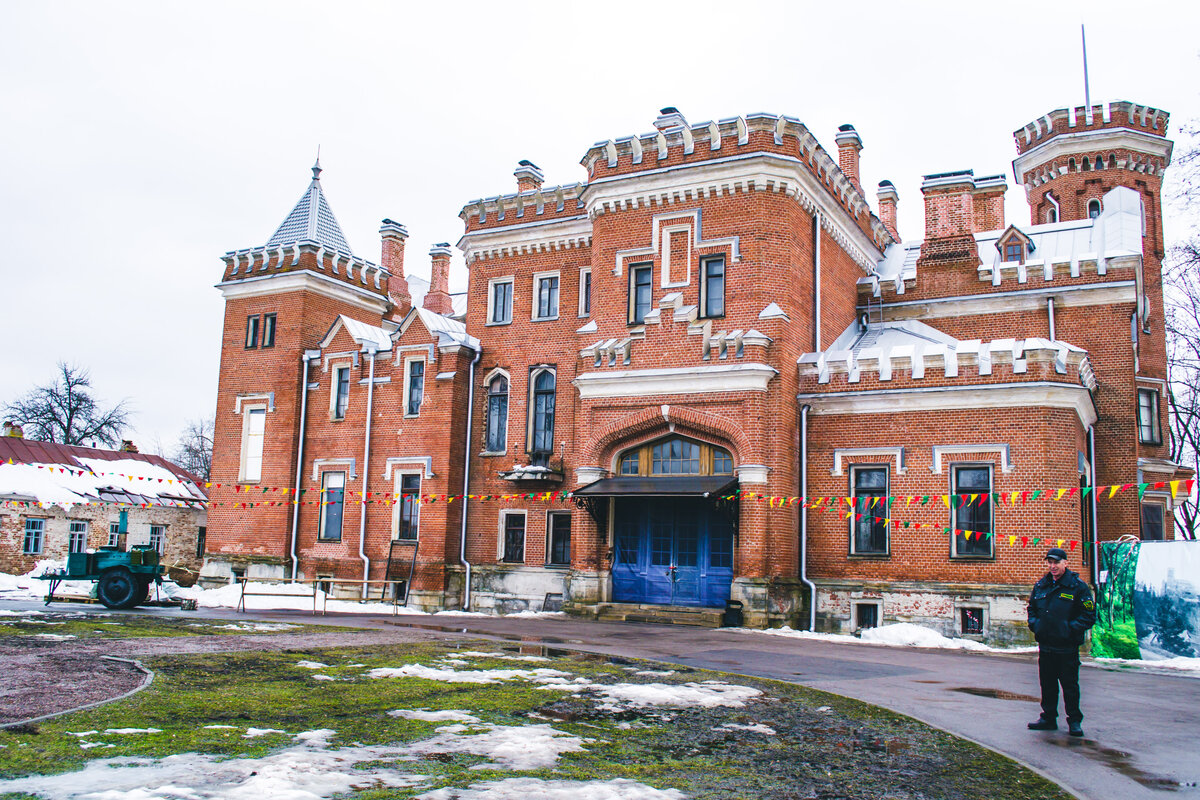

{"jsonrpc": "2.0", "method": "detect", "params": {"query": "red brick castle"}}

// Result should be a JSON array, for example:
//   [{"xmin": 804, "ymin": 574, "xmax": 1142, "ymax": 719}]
[{"xmin": 204, "ymin": 100, "xmax": 1190, "ymax": 642}]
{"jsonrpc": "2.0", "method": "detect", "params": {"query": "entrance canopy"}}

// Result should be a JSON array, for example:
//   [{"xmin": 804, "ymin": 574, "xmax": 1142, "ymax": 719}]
[{"xmin": 574, "ymin": 476, "xmax": 738, "ymax": 498}]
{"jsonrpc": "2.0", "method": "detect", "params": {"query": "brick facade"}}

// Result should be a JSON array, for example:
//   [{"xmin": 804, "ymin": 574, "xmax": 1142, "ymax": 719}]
[{"xmin": 203, "ymin": 100, "xmax": 1190, "ymax": 640}]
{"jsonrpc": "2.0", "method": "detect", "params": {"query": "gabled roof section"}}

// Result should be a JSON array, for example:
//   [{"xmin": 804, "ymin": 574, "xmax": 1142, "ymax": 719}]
[
  {"xmin": 265, "ymin": 160, "xmax": 353, "ymax": 254},
  {"xmin": 397, "ymin": 306, "xmax": 479, "ymax": 350},
  {"xmin": 320, "ymin": 314, "xmax": 393, "ymax": 352},
  {"xmin": 995, "ymin": 224, "xmax": 1035, "ymax": 255}
]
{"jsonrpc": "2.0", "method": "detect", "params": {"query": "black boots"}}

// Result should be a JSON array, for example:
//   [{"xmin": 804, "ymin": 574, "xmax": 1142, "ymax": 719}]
[
  {"xmin": 1027, "ymin": 717, "xmax": 1057, "ymax": 731},
  {"xmin": 1068, "ymin": 720, "xmax": 1084, "ymax": 737}
]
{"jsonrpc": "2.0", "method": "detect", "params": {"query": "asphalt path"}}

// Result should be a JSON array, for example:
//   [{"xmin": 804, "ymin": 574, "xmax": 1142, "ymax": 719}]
[{"xmin": 7, "ymin": 600, "xmax": 1199, "ymax": 800}]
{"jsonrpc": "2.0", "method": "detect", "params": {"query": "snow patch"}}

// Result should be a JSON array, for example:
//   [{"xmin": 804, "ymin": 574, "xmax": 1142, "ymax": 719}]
[
  {"xmin": 389, "ymin": 709, "xmax": 481, "ymax": 723},
  {"xmin": 103, "ymin": 728, "xmax": 162, "ymax": 735},
  {"xmin": 1096, "ymin": 655, "xmax": 1200, "ymax": 672},
  {"xmin": 368, "ymin": 664, "xmax": 571, "ymax": 684},
  {"xmin": 416, "ymin": 777, "xmax": 686, "ymax": 799},
  {"xmin": 295, "ymin": 660, "xmax": 330, "ymax": 669},
  {"xmin": 734, "ymin": 622, "xmax": 1037, "ymax": 653},
  {"xmin": 591, "ymin": 681, "xmax": 761, "ymax": 711},
  {"xmin": 409, "ymin": 723, "xmax": 587, "ymax": 770},
  {"xmin": 242, "ymin": 728, "xmax": 287, "ymax": 738},
  {"xmin": 455, "ymin": 650, "xmax": 551, "ymax": 662},
  {"xmin": 715, "ymin": 722, "xmax": 776, "ymax": 735}
]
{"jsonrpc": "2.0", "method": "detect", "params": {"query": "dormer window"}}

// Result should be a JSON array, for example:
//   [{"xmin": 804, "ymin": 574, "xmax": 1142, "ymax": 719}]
[
  {"xmin": 995, "ymin": 226, "xmax": 1034, "ymax": 265},
  {"xmin": 1004, "ymin": 242, "xmax": 1024, "ymax": 263}
]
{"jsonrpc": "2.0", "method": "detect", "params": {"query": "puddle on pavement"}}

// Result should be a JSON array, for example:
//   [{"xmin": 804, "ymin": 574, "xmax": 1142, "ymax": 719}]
[
  {"xmin": 950, "ymin": 687, "xmax": 1039, "ymax": 702},
  {"xmin": 1045, "ymin": 737, "xmax": 1199, "ymax": 791}
]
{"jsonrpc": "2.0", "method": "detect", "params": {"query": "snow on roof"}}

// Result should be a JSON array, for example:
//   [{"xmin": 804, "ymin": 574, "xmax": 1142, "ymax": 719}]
[
  {"xmin": 820, "ymin": 318, "xmax": 961, "ymax": 357},
  {"xmin": 337, "ymin": 315, "xmax": 393, "ymax": 352},
  {"xmin": 0, "ymin": 438, "xmax": 205, "ymax": 509},
  {"xmin": 411, "ymin": 306, "xmax": 479, "ymax": 349},
  {"xmin": 406, "ymin": 273, "xmax": 468, "ymax": 319}
]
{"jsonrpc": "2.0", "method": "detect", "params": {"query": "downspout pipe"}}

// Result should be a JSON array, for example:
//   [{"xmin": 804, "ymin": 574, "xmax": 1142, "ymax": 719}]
[
  {"xmin": 290, "ymin": 351, "xmax": 320, "ymax": 581},
  {"xmin": 1087, "ymin": 424, "xmax": 1100, "ymax": 586},
  {"xmin": 460, "ymin": 345, "xmax": 482, "ymax": 610},
  {"xmin": 1047, "ymin": 298, "xmax": 1056, "ymax": 341},
  {"xmin": 358, "ymin": 347, "xmax": 377, "ymax": 599},
  {"xmin": 800, "ymin": 404, "xmax": 817, "ymax": 631},
  {"xmin": 814, "ymin": 213, "xmax": 822, "ymax": 350}
]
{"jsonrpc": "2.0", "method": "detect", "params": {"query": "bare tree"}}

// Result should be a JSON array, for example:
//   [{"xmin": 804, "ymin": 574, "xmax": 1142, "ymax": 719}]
[
  {"xmin": 171, "ymin": 417, "xmax": 214, "ymax": 482},
  {"xmin": 3, "ymin": 362, "xmax": 131, "ymax": 447}
]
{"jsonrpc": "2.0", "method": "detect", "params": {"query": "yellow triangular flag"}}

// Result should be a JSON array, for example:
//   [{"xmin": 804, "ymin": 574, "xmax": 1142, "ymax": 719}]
[
  {"xmin": 1171, "ymin": 480, "xmax": 1180, "ymax": 499},
  {"xmin": 1009, "ymin": 535, "xmax": 1016, "ymax": 546},
  {"xmin": 1108, "ymin": 485, "xmax": 1120, "ymax": 499},
  {"xmin": 1056, "ymin": 488, "xmax": 1067, "ymax": 500}
]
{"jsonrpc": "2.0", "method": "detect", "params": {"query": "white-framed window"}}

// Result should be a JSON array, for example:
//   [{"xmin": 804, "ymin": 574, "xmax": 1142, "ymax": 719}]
[
  {"xmin": 403, "ymin": 356, "xmax": 425, "ymax": 417},
  {"xmin": 108, "ymin": 521, "xmax": 120, "ymax": 547},
  {"xmin": 532, "ymin": 271, "xmax": 560, "ymax": 321},
  {"xmin": 629, "ymin": 263, "xmax": 653, "ymax": 324},
  {"xmin": 578, "ymin": 268, "xmax": 592, "ymax": 317},
  {"xmin": 239, "ymin": 404, "xmax": 267, "ymax": 483},
  {"xmin": 393, "ymin": 472, "xmax": 421, "ymax": 540},
  {"xmin": 261, "ymin": 313, "xmax": 276, "ymax": 348},
  {"xmin": 547, "ymin": 512, "xmax": 571, "ymax": 566},
  {"xmin": 68, "ymin": 520, "xmax": 88, "ymax": 554},
  {"xmin": 500, "ymin": 510, "xmax": 526, "ymax": 563},
  {"xmin": 487, "ymin": 276, "xmax": 514, "ymax": 325},
  {"xmin": 950, "ymin": 465, "xmax": 994, "ymax": 558},
  {"xmin": 528, "ymin": 368, "xmax": 556, "ymax": 463},
  {"xmin": 1137, "ymin": 388, "xmax": 1162, "ymax": 445},
  {"xmin": 23, "ymin": 518, "xmax": 44, "ymax": 555},
  {"xmin": 699, "ymin": 256, "xmax": 725, "ymax": 318},
  {"xmin": 853, "ymin": 601, "xmax": 880, "ymax": 631},
  {"xmin": 331, "ymin": 365, "xmax": 351, "ymax": 420},
  {"xmin": 959, "ymin": 606, "xmax": 986, "ymax": 635},
  {"xmin": 1141, "ymin": 500, "xmax": 1167, "ymax": 541},
  {"xmin": 483, "ymin": 371, "xmax": 509, "ymax": 454},
  {"xmin": 318, "ymin": 471, "xmax": 346, "ymax": 541},
  {"xmin": 149, "ymin": 524, "xmax": 165, "ymax": 554},
  {"xmin": 849, "ymin": 466, "xmax": 889, "ymax": 556},
  {"xmin": 245, "ymin": 315, "xmax": 260, "ymax": 349}
]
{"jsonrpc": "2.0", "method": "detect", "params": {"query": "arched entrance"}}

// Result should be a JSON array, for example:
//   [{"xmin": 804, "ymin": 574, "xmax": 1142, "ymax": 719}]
[{"xmin": 576, "ymin": 435, "xmax": 738, "ymax": 608}]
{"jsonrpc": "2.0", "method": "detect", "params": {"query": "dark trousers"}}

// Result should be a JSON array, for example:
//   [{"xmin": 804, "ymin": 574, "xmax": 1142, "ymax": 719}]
[{"xmin": 1038, "ymin": 648, "xmax": 1082, "ymax": 722}]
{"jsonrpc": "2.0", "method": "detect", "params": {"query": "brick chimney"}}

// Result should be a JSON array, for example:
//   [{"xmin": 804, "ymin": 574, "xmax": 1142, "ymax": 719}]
[
  {"xmin": 424, "ymin": 243, "xmax": 454, "ymax": 316},
  {"xmin": 515, "ymin": 160, "xmax": 544, "ymax": 193},
  {"xmin": 918, "ymin": 170, "xmax": 978, "ymax": 266},
  {"xmin": 654, "ymin": 107, "xmax": 687, "ymax": 131},
  {"xmin": 835, "ymin": 124, "xmax": 864, "ymax": 195},
  {"xmin": 2, "ymin": 421, "xmax": 23, "ymax": 438},
  {"xmin": 379, "ymin": 219, "xmax": 411, "ymax": 314},
  {"xmin": 120, "ymin": 440, "xmax": 139, "ymax": 453},
  {"xmin": 971, "ymin": 175, "xmax": 1007, "ymax": 233},
  {"xmin": 876, "ymin": 180, "xmax": 900, "ymax": 242}
]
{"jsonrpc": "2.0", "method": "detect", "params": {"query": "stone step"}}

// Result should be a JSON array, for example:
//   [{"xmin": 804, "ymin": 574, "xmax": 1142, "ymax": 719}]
[{"xmin": 592, "ymin": 603, "xmax": 726, "ymax": 628}]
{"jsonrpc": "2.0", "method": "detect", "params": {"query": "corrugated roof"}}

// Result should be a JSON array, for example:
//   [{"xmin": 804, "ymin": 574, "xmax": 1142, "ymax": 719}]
[
  {"xmin": 412, "ymin": 307, "xmax": 478, "ymax": 349},
  {"xmin": 338, "ymin": 316, "xmax": 393, "ymax": 352},
  {"xmin": 265, "ymin": 162, "xmax": 353, "ymax": 254}
]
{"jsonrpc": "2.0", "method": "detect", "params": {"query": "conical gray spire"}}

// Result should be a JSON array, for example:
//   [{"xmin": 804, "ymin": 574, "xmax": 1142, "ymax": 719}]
[{"xmin": 266, "ymin": 160, "xmax": 352, "ymax": 253}]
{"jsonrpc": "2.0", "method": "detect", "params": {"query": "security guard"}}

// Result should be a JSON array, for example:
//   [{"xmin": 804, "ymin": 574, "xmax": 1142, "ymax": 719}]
[{"xmin": 1027, "ymin": 547, "xmax": 1096, "ymax": 736}]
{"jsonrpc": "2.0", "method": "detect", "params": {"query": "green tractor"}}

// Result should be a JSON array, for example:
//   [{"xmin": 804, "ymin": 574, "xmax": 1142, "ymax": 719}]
[{"xmin": 36, "ymin": 512, "xmax": 166, "ymax": 609}]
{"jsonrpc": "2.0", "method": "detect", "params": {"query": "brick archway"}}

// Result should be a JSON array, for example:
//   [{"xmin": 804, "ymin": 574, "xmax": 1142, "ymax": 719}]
[{"xmin": 585, "ymin": 405, "xmax": 752, "ymax": 472}]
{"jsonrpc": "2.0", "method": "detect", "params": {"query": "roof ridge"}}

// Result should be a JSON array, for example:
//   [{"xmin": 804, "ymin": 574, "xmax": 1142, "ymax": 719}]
[{"xmin": 265, "ymin": 161, "xmax": 354, "ymax": 254}]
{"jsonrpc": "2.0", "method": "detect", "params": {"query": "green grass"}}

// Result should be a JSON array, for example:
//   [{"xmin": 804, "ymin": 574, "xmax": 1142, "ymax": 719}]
[
  {"xmin": 0, "ymin": 643, "xmax": 1075, "ymax": 800},
  {"xmin": 1091, "ymin": 618, "xmax": 1140, "ymax": 659},
  {"xmin": 0, "ymin": 612, "xmax": 351, "ymax": 639}
]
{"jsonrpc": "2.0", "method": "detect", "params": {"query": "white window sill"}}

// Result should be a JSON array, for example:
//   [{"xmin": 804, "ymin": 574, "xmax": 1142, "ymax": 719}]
[
  {"xmin": 486, "ymin": 320, "xmax": 512, "ymax": 327},
  {"xmin": 479, "ymin": 450, "xmax": 507, "ymax": 457},
  {"xmin": 531, "ymin": 316, "xmax": 560, "ymax": 323}
]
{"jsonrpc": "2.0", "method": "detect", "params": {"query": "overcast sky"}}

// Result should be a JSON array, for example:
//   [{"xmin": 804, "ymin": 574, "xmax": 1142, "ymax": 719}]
[{"xmin": 2, "ymin": 0, "xmax": 1197, "ymax": 456}]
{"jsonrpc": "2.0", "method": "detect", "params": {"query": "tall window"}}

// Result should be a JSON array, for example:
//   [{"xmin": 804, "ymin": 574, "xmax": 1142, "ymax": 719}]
[
  {"xmin": 319, "ymin": 471, "xmax": 346, "ymax": 541},
  {"xmin": 700, "ymin": 256, "xmax": 725, "ymax": 318},
  {"xmin": 1138, "ymin": 388, "xmax": 1162, "ymax": 445},
  {"xmin": 245, "ymin": 315, "xmax": 260, "ymax": 349},
  {"xmin": 406, "ymin": 360, "xmax": 425, "ymax": 416},
  {"xmin": 69, "ymin": 520, "xmax": 88, "ymax": 554},
  {"xmin": 241, "ymin": 406, "xmax": 266, "ymax": 482},
  {"xmin": 629, "ymin": 263, "xmax": 652, "ymax": 324},
  {"xmin": 196, "ymin": 526, "xmax": 207, "ymax": 559},
  {"xmin": 396, "ymin": 474, "xmax": 420, "ymax": 540},
  {"xmin": 23, "ymin": 519, "xmax": 44, "ymax": 555},
  {"xmin": 548, "ymin": 512, "xmax": 571, "ymax": 566},
  {"xmin": 1141, "ymin": 503, "xmax": 1166, "ymax": 541},
  {"xmin": 579, "ymin": 268, "xmax": 592, "ymax": 316},
  {"xmin": 534, "ymin": 273, "xmax": 559, "ymax": 320},
  {"xmin": 530, "ymin": 370, "xmax": 555, "ymax": 458},
  {"xmin": 149, "ymin": 524, "xmax": 165, "ymax": 553},
  {"xmin": 489, "ymin": 278, "xmax": 513, "ymax": 324},
  {"xmin": 501, "ymin": 512, "xmax": 525, "ymax": 563},
  {"xmin": 485, "ymin": 375, "xmax": 508, "ymax": 452},
  {"xmin": 108, "ymin": 521, "xmax": 121, "ymax": 548},
  {"xmin": 850, "ymin": 466, "xmax": 888, "ymax": 555},
  {"xmin": 261, "ymin": 314, "xmax": 277, "ymax": 348},
  {"xmin": 951, "ymin": 466, "xmax": 993, "ymax": 558},
  {"xmin": 333, "ymin": 366, "xmax": 350, "ymax": 420}
]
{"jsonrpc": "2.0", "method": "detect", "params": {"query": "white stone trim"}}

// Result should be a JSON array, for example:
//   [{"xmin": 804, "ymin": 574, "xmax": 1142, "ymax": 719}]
[
  {"xmin": 735, "ymin": 464, "xmax": 769, "ymax": 485},
  {"xmin": 233, "ymin": 393, "xmax": 274, "ymax": 414},
  {"xmin": 799, "ymin": 381, "xmax": 1097, "ymax": 427},
  {"xmin": 486, "ymin": 275, "xmax": 515, "ymax": 325},
  {"xmin": 831, "ymin": 447, "xmax": 907, "ymax": 477},
  {"xmin": 613, "ymin": 208, "xmax": 740, "ymax": 278},
  {"xmin": 932, "ymin": 444, "xmax": 1014, "ymax": 474},
  {"xmin": 531, "ymin": 270, "xmax": 561, "ymax": 321},
  {"xmin": 384, "ymin": 456, "xmax": 435, "ymax": 480},
  {"xmin": 1013, "ymin": 127, "xmax": 1174, "ymax": 179},
  {"xmin": 401, "ymin": 354, "xmax": 426, "ymax": 418},
  {"xmin": 575, "ymin": 363, "xmax": 777, "ymax": 399},
  {"xmin": 578, "ymin": 267, "xmax": 592, "ymax": 318},
  {"xmin": 217, "ymin": 270, "xmax": 388, "ymax": 315},
  {"xmin": 456, "ymin": 214, "xmax": 592, "ymax": 264},
  {"xmin": 660, "ymin": 223, "xmax": 693, "ymax": 287},
  {"xmin": 874, "ymin": 281, "xmax": 1136, "ymax": 321},
  {"xmin": 311, "ymin": 458, "xmax": 356, "ymax": 482},
  {"xmin": 575, "ymin": 466, "xmax": 607, "ymax": 486}
]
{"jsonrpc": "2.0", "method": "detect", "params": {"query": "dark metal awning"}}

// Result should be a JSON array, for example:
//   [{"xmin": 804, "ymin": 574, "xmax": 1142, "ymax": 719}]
[{"xmin": 573, "ymin": 475, "xmax": 738, "ymax": 498}]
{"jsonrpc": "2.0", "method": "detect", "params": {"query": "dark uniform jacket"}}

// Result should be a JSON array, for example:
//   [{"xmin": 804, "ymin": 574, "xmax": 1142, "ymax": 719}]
[{"xmin": 1027, "ymin": 568, "xmax": 1096, "ymax": 653}]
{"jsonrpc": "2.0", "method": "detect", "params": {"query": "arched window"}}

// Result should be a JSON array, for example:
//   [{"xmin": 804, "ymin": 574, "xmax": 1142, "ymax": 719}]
[
  {"xmin": 1088, "ymin": 199, "xmax": 1101, "ymax": 219},
  {"xmin": 1046, "ymin": 207, "xmax": 1058, "ymax": 223},
  {"xmin": 484, "ymin": 375, "xmax": 508, "ymax": 452},
  {"xmin": 1095, "ymin": 154, "xmax": 1105, "ymax": 170},
  {"xmin": 1109, "ymin": 154, "xmax": 1117, "ymax": 169},
  {"xmin": 1068, "ymin": 157, "xmax": 1076, "ymax": 172},
  {"xmin": 1081, "ymin": 157, "xmax": 1091, "ymax": 171},
  {"xmin": 617, "ymin": 436, "xmax": 734, "ymax": 477},
  {"xmin": 530, "ymin": 370, "xmax": 556, "ymax": 460}
]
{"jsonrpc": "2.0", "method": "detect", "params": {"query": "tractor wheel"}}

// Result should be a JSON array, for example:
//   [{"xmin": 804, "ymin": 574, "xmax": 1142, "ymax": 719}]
[
  {"xmin": 134, "ymin": 578, "xmax": 152, "ymax": 607},
  {"xmin": 97, "ymin": 568, "xmax": 139, "ymax": 610}
]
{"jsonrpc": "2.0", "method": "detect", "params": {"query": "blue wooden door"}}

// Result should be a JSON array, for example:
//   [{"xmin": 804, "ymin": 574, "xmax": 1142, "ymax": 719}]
[{"xmin": 612, "ymin": 498, "xmax": 733, "ymax": 607}]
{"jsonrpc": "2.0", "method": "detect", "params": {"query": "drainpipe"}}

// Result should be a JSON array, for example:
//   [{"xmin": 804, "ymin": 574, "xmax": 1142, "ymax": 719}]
[
  {"xmin": 460, "ymin": 345, "xmax": 482, "ymax": 610},
  {"xmin": 1087, "ymin": 425, "xmax": 1100, "ymax": 586},
  {"xmin": 1047, "ymin": 298, "xmax": 1056, "ymax": 342},
  {"xmin": 289, "ymin": 351, "xmax": 320, "ymax": 581},
  {"xmin": 800, "ymin": 404, "xmax": 817, "ymax": 631},
  {"xmin": 813, "ymin": 213, "xmax": 822, "ymax": 350},
  {"xmin": 358, "ymin": 347, "xmax": 377, "ymax": 599}
]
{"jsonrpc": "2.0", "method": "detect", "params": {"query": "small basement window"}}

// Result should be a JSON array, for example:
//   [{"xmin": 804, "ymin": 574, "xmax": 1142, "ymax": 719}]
[
  {"xmin": 854, "ymin": 602, "xmax": 879, "ymax": 631},
  {"xmin": 960, "ymin": 607, "xmax": 984, "ymax": 635}
]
